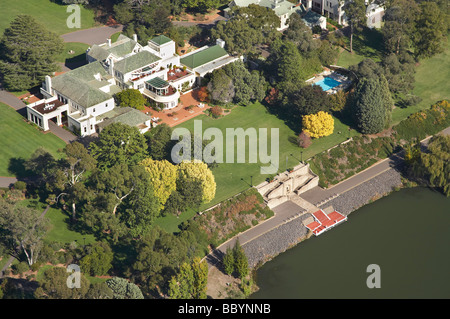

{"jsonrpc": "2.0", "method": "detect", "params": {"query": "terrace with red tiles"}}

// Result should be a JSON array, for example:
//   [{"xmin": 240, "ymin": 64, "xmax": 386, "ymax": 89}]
[{"xmin": 305, "ymin": 209, "xmax": 347, "ymax": 236}]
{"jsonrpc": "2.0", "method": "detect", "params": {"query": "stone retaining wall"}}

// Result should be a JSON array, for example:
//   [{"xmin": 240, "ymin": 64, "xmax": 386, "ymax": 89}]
[{"xmin": 242, "ymin": 168, "xmax": 403, "ymax": 269}]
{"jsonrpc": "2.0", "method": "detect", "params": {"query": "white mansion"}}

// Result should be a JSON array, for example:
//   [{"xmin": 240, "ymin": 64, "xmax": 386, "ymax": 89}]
[{"xmin": 26, "ymin": 34, "xmax": 238, "ymax": 137}]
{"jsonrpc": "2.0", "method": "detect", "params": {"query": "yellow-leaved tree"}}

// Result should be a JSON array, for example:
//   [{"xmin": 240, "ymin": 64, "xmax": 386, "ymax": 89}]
[
  {"xmin": 177, "ymin": 160, "xmax": 216, "ymax": 203},
  {"xmin": 302, "ymin": 111, "xmax": 334, "ymax": 138},
  {"xmin": 140, "ymin": 158, "xmax": 177, "ymax": 209}
]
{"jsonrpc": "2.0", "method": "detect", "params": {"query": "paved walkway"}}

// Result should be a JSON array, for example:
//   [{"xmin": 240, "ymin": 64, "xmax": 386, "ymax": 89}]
[
  {"xmin": 61, "ymin": 24, "xmax": 123, "ymax": 45},
  {"xmin": 205, "ymin": 125, "xmax": 450, "ymax": 269}
]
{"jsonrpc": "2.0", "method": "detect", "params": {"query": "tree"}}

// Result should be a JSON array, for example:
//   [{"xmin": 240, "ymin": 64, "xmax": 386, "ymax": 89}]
[
  {"xmin": 177, "ymin": 160, "xmax": 216, "ymax": 203},
  {"xmin": 302, "ymin": 111, "xmax": 334, "ymax": 138},
  {"xmin": 269, "ymin": 39, "xmax": 309, "ymax": 96},
  {"xmin": 34, "ymin": 267, "xmax": 90, "ymax": 299},
  {"xmin": 411, "ymin": 135, "xmax": 450, "ymax": 196},
  {"xmin": 211, "ymin": 4, "xmax": 280, "ymax": 55},
  {"xmin": 352, "ymin": 78, "xmax": 386, "ymax": 134},
  {"xmin": 382, "ymin": 52, "xmax": 416, "ymax": 98},
  {"xmin": 223, "ymin": 247, "xmax": 235, "ymax": 275},
  {"xmin": 413, "ymin": 1, "xmax": 448, "ymax": 59},
  {"xmin": 0, "ymin": 200, "xmax": 50, "ymax": 266},
  {"xmin": 86, "ymin": 282, "xmax": 114, "ymax": 299},
  {"xmin": 145, "ymin": 123, "xmax": 174, "ymax": 161},
  {"xmin": 289, "ymin": 85, "xmax": 331, "ymax": 118},
  {"xmin": 297, "ymin": 131, "xmax": 312, "ymax": 148},
  {"xmin": 233, "ymin": 240, "xmax": 248, "ymax": 280},
  {"xmin": 284, "ymin": 13, "xmax": 319, "ymax": 56},
  {"xmin": 342, "ymin": 0, "xmax": 366, "ymax": 53},
  {"xmin": 222, "ymin": 60, "xmax": 267, "ymax": 105},
  {"xmin": 122, "ymin": 167, "xmax": 161, "ymax": 237},
  {"xmin": 90, "ymin": 123, "xmax": 148, "ymax": 170},
  {"xmin": 206, "ymin": 68, "xmax": 235, "ymax": 104},
  {"xmin": 91, "ymin": 163, "xmax": 141, "ymax": 216},
  {"xmin": 212, "ymin": 19, "xmax": 260, "ymax": 55},
  {"xmin": 382, "ymin": 0, "xmax": 419, "ymax": 55},
  {"xmin": 51, "ymin": 142, "xmax": 96, "ymax": 221},
  {"xmin": 139, "ymin": 158, "xmax": 178, "ymax": 209},
  {"xmin": 115, "ymin": 89, "xmax": 147, "ymax": 110},
  {"xmin": 79, "ymin": 242, "xmax": 114, "ymax": 276},
  {"xmin": 182, "ymin": 0, "xmax": 221, "ymax": 13},
  {"xmin": 168, "ymin": 257, "xmax": 208, "ymax": 299},
  {"xmin": 0, "ymin": 15, "xmax": 64, "ymax": 91},
  {"xmin": 131, "ymin": 227, "xmax": 189, "ymax": 294},
  {"xmin": 106, "ymin": 277, "xmax": 144, "ymax": 299}
]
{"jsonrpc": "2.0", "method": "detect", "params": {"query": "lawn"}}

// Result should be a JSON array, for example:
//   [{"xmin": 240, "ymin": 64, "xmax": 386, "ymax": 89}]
[
  {"xmin": 391, "ymin": 35, "xmax": 450, "ymax": 124},
  {"xmin": 0, "ymin": 0, "xmax": 96, "ymax": 36},
  {"xmin": 0, "ymin": 102, "xmax": 66, "ymax": 177},
  {"xmin": 56, "ymin": 42, "xmax": 90, "ymax": 64},
  {"xmin": 336, "ymin": 27, "xmax": 384, "ymax": 68},
  {"xmin": 173, "ymin": 102, "xmax": 358, "ymax": 211},
  {"xmin": 44, "ymin": 206, "xmax": 97, "ymax": 245}
]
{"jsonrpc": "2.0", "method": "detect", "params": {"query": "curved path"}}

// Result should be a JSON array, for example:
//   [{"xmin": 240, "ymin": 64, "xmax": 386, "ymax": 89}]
[{"xmin": 61, "ymin": 24, "xmax": 123, "ymax": 45}]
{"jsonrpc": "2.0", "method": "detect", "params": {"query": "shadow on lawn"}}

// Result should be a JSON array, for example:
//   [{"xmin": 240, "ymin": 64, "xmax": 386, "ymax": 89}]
[{"xmin": 8, "ymin": 157, "xmax": 30, "ymax": 179}]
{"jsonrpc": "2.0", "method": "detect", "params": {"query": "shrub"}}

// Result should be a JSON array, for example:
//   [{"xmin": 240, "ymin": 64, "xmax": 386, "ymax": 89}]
[
  {"xmin": 297, "ymin": 131, "xmax": 312, "ymax": 148},
  {"xmin": 210, "ymin": 105, "xmax": 223, "ymax": 118},
  {"xmin": 12, "ymin": 262, "xmax": 29, "ymax": 275},
  {"xmin": 13, "ymin": 181, "xmax": 27, "ymax": 191},
  {"xmin": 302, "ymin": 111, "xmax": 334, "ymax": 138}
]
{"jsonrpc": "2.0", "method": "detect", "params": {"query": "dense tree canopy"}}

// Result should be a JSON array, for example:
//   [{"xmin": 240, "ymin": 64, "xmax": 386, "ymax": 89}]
[
  {"xmin": 115, "ymin": 89, "xmax": 147, "ymax": 110},
  {"xmin": 90, "ymin": 123, "xmax": 148, "ymax": 170}
]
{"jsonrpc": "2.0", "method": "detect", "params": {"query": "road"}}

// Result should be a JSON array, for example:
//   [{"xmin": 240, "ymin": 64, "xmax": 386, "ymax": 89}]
[{"xmin": 61, "ymin": 24, "xmax": 123, "ymax": 45}]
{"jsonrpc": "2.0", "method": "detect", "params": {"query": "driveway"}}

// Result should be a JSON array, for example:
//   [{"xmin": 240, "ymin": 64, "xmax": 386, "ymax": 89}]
[{"xmin": 61, "ymin": 24, "xmax": 123, "ymax": 45}]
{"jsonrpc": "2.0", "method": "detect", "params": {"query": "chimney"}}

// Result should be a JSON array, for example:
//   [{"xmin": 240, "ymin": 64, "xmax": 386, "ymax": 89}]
[
  {"xmin": 45, "ymin": 75, "xmax": 53, "ymax": 95},
  {"xmin": 133, "ymin": 34, "xmax": 138, "ymax": 42},
  {"xmin": 109, "ymin": 57, "xmax": 114, "ymax": 76},
  {"xmin": 216, "ymin": 38, "xmax": 225, "ymax": 48},
  {"xmin": 107, "ymin": 38, "xmax": 111, "ymax": 47}
]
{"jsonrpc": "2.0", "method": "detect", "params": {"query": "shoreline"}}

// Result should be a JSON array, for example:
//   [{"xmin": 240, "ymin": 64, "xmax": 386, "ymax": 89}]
[{"xmin": 243, "ymin": 168, "xmax": 403, "ymax": 270}]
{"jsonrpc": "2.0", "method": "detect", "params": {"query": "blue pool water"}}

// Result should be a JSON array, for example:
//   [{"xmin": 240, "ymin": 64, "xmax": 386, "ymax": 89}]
[{"xmin": 314, "ymin": 77, "xmax": 341, "ymax": 91}]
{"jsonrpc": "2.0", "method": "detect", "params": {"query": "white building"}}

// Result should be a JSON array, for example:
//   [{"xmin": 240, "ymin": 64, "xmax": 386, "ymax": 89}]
[
  {"xmin": 306, "ymin": 0, "xmax": 385, "ymax": 28},
  {"xmin": 27, "ymin": 34, "xmax": 237, "ymax": 137},
  {"xmin": 224, "ymin": 0, "xmax": 301, "ymax": 31}
]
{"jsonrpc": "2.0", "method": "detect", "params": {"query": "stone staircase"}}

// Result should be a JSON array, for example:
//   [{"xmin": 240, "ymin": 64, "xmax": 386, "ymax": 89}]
[{"xmin": 255, "ymin": 163, "xmax": 319, "ymax": 209}]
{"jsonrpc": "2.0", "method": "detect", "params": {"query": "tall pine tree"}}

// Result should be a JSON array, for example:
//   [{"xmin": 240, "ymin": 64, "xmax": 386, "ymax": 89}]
[{"xmin": 0, "ymin": 15, "xmax": 64, "ymax": 91}]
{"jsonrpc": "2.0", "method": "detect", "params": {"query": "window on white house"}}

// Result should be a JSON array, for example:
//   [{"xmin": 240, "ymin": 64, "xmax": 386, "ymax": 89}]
[{"xmin": 84, "ymin": 127, "xmax": 87, "ymax": 133}]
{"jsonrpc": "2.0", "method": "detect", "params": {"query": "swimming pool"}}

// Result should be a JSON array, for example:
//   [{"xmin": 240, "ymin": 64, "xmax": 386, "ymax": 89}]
[{"xmin": 314, "ymin": 77, "xmax": 341, "ymax": 91}]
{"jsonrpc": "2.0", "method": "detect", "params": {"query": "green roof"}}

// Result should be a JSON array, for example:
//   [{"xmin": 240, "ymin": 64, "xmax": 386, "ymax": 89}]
[
  {"xmin": 180, "ymin": 45, "xmax": 229, "ymax": 69},
  {"xmin": 87, "ymin": 35, "xmax": 138, "ymax": 61},
  {"xmin": 52, "ymin": 61, "xmax": 113, "ymax": 108},
  {"xmin": 96, "ymin": 107, "xmax": 151, "ymax": 129},
  {"xmin": 146, "ymin": 77, "xmax": 170, "ymax": 89},
  {"xmin": 150, "ymin": 35, "xmax": 173, "ymax": 46},
  {"xmin": 114, "ymin": 50, "xmax": 160, "ymax": 74}
]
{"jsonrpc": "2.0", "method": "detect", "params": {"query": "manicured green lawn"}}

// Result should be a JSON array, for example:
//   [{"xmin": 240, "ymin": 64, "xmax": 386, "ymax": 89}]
[
  {"xmin": 391, "ymin": 36, "xmax": 450, "ymax": 124},
  {"xmin": 0, "ymin": 0, "xmax": 96, "ymax": 36},
  {"xmin": 110, "ymin": 31, "xmax": 122, "ymax": 43},
  {"xmin": 0, "ymin": 102, "xmax": 66, "ymax": 177},
  {"xmin": 174, "ymin": 102, "xmax": 358, "ymax": 211},
  {"xmin": 56, "ymin": 42, "xmax": 90, "ymax": 64},
  {"xmin": 336, "ymin": 27, "xmax": 384, "ymax": 68},
  {"xmin": 44, "ymin": 206, "xmax": 96, "ymax": 245}
]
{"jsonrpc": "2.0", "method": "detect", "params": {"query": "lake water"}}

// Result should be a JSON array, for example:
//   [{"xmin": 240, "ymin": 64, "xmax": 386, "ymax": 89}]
[{"xmin": 251, "ymin": 187, "xmax": 450, "ymax": 299}]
